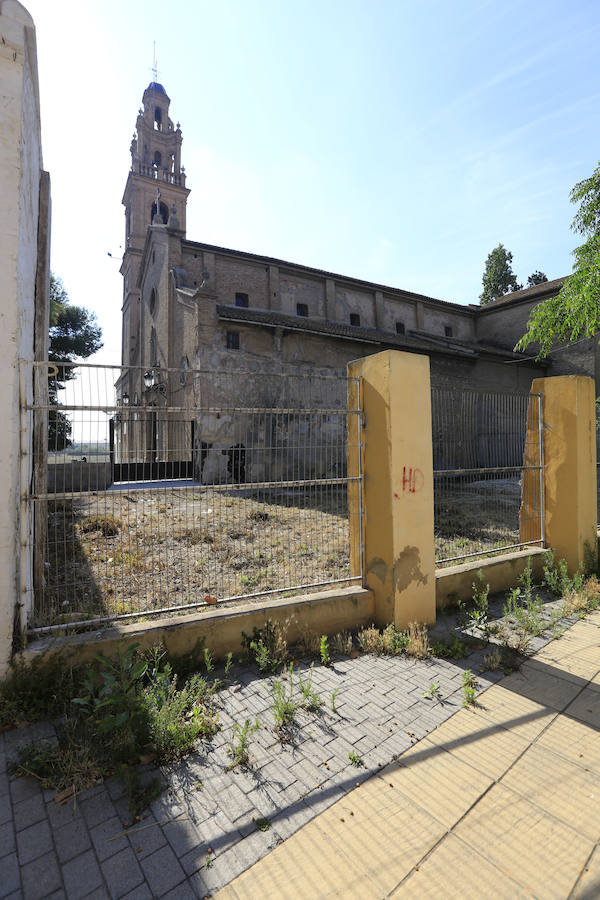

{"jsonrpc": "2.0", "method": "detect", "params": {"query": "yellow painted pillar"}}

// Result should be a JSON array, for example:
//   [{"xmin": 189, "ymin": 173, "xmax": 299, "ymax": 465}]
[
  {"xmin": 348, "ymin": 350, "xmax": 435, "ymax": 627},
  {"xmin": 524, "ymin": 375, "xmax": 597, "ymax": 574}
]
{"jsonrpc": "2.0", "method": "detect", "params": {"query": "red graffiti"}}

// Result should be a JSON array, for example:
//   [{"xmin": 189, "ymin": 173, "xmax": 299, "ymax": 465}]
[
  {"xmin": 394, "ymin": 492, "xmax": 400, "ymax": 499},
  {"xmin": 402, "ymin": 466, "xmax": 424, "ymax": 493}
]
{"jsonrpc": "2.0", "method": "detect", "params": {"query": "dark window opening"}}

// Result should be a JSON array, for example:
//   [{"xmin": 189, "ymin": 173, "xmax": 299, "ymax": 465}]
[
  {"xmin": 396, "ymin": 321, "xmax": 405, "ymax": 335},
  {"xmin": 150, "ymin": 201, "xmax": 169, "ymax": 224},
  {"xmin": 350, "ymin": 313, "xmax": 361, "ymax": 327},
  {"xmin": 149, "ymin": 289, "xmax": 157, "ymax": 316},
  {"xmin": 154, "ymin": 107, "xmax": 162, "ymax": 131},
  {"xmin": 153, "ymin": 150, "xmax": 162, "ymax": 167},
  {"xmin": 235, "ymin": 292, "xmax": 249, "ymax": 308},
  {"xmin": 296, "ymin": 303, "xmax": 308, "ymax": 317},
  {"xmin": 226, "ymin": 331, "xmax": 240, "ymax": 350},
  {"xmin": 445, "ymin": 325, "xmax": 453, "ymax": 337}
]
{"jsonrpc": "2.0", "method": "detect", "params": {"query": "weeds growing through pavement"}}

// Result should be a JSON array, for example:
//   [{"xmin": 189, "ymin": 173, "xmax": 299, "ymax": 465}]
[
  {"xmin": 331, "ymin": 688, "xmax": 339, "ymax": 713},
  {"xmin": 319, "ymin": 635, "xmax": 331, "ymax": 666},
  {"xmin": 422, "ymin": 680, "xmax": 441, "ymax": 701},
  {"xmin": 298, "ymin": 665, "xmax": 322, "ymax": 712},
  {"xmin": 348, "ymin": 751, "xmax": 365, "ymax": 767},
  {"xmin": 242, "ymin": 619, "xmax": 288, "ymax": 673},
  {"xmin": 271, "ymin": 663, "xmax": 297, "ymax": 733},
  {"xmin": 462, "ymin": 670, "xmax": 478, "ymax": 707},
  {"xmin": 229, "ymin": 718, "xmax": 260, "ymax": 768},
  {"xmin": 7, "ymin": 641, "xmax": 222, "ymax": 816},
  {"xmin": 482, "ymin": 647, "xmax": 502, "ymax": 671},
  {"xmin": 255, "ymin": 817, "xmax": 270, "ymax": 832}
]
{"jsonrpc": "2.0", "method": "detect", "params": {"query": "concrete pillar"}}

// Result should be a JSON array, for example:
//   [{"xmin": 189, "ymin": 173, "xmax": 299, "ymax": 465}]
[
  {"xmin": 348, "ymin": 350, "xmax": 436, "ymax": 627},
  {"xmin": 521, "ymin": 375, "xmax": 597, "ymax": 574},
  {"xmin": 0, "ymin": 0, "xmax": 48, "ymax": 675}
]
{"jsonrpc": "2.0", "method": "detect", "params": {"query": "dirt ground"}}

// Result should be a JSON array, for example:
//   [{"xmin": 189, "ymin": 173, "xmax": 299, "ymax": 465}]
[
  {"xmin": 38, "ymin": 476, "xmax": 535, "ymax": 627},
  {"xmin": 41, "ymin": 486, "xmax": 352, "ymax": 626}
]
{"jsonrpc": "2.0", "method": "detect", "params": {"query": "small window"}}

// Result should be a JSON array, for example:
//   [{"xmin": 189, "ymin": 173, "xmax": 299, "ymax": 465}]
[
  {"xmin": 444, "ymin": 325, "xmax": 453, "ymax": 337},
  {"xmin": 296, "ymin": 303, "xmax": 308, "ymax": 317},
  {"xmin": 153, "ymin": 150, "xmax": 162, "ymax": 167},
  {"xmin": 396, "ymin": 321, "xmax": 405, "ymax": 335},
  {"xmin": 235, "ymin": 292, "xmax": 249, "ymax": 308},
  {"xmin": 350, "ymin": 313, "xmax": 361, "ymax": 327},
  {"xmin": 149, "ymin": 288, "xmax": 157, "ymax": 315},
  {"xmin": 226, "ymin": 331, "xmax": 240, "ymax": 350}
]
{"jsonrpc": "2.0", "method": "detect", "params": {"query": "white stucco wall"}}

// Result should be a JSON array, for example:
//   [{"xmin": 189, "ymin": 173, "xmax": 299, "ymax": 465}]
[{"xmin": 0, "ymin": 0, "xmax": 44, "ymax": 675}]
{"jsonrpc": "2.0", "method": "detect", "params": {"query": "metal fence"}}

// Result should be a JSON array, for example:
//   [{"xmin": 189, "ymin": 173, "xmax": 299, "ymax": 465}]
[
  {"xmin": 432, "ymin": 387, "xmax": 544, "ymax": 566},
  {"xmin": 23, "ymin": 362, "xmax": 362, "ymax": 632}
]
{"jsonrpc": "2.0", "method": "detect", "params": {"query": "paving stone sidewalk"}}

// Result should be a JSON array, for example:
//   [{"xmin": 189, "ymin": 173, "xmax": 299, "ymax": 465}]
[{"xmin": 0, "ymin": 608, "xmax": 582, "ymax": 900}]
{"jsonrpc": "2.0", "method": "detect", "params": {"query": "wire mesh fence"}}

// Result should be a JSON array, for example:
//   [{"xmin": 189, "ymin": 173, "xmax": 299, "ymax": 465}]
[
  {"xmin": 24, "ymin": 362, "xmax": 362, "ymax": 631},
  {"xmin": 432, "ymin": 387, "xmax": 543, "ymax": 566}
]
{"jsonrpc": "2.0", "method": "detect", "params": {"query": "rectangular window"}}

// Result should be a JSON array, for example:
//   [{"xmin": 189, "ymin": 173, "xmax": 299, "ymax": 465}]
[
  {"xmin": 396, "ymin": 321, "xmax": 405, "ymax": 335},
  {"xmin": 350, "ymin": 313, "xmax": 361, "ymax": 327},
  {"xmin": 226, "ymin": 331, "xmax": 240, "ymax": 350},
  {"xmin": 296, "ymin": 303, "xmax": 308, "ymax": 317},
  {"xmin": 235, "ymin": 292, "xmax": 249, "ymax": 308},
  {"xmin": 444, "ymin": 325, "xmax": 453, "ymax": 337}
]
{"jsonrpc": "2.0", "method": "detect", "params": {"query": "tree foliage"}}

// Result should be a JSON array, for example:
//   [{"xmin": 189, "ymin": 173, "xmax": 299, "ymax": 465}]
[
  {"xmin": 479, "ymin": 244, "xmax": 522, "ymax": 305},
  {"xmin": 517, "ymin": 163, "xmax": 600, "ymax": 357},
  {"xmin": 49, "ymin": 275, "xmax": 103, "ymax": 449},
  {"xmin": 526, "ymin": 271, "xmax": 548, "ymax": 287}
]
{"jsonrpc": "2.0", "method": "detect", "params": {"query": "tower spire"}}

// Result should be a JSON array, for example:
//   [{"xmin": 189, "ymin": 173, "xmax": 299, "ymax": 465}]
[{"xmin": 151, "ymin": 41, "xmax": 158, "ymax": 83}]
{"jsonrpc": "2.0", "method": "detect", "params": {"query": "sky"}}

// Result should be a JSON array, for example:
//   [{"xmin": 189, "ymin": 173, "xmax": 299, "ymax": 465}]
[{"xmin": 24, "ymin": 0, "xmax": 600, "ymax": 367}]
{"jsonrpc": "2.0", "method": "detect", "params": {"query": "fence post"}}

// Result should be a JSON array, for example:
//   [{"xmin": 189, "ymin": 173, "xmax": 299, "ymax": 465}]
[
  {"xmin": 348, "ymin": 350, "xmax": 435, "ymax": 628},
  {"xmin": 523, "ymin": 375, "xmax": 597, "ymax": 574}
]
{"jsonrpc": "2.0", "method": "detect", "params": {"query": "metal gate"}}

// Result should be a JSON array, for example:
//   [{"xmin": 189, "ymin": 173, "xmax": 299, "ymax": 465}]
[
  {"xmin": 432, "ymin": 387, "xmax": 544, "ymax": 565},
  {"xmin": 23, "ymin": 361, "xmax": 363, "ymax": 633}
]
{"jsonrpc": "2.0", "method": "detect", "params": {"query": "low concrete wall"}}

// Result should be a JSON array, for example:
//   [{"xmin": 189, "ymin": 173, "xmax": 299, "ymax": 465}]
[
  {"xmin": 47, "ymin": 462, "xmax": 112, "ymax": 493},
  {"xmin": 21, "ymin": 585, "xmax": 374, "ymax": 667},
  {"xmin": 435, "ymin": 547, "xmax": 547, "ymax": 611}
]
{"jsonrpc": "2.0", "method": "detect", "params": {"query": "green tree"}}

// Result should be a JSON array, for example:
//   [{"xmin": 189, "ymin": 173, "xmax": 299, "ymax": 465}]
[
  {"xmin": 479, "ymin": 244, "xmax": 522, "ymax": 305},
  {"xmin": 526, "ymin": 271, "xmax": 548, "ymax": 287},
  {"xmin": 49, "ymin": 275, "xmax": 103, "ymax": 449},
  {"xmin": 517, "ymin": 163, "xmax": 600, "ymax": 357}
]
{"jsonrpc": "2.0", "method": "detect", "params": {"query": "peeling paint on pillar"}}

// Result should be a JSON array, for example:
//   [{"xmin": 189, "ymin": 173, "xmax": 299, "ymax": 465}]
[{"xmin": 348, "ymin": 350, "xmax": 436, "ymax": 628}]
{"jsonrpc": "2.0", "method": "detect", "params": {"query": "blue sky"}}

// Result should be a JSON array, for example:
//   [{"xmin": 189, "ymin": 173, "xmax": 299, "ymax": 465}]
[{"xmin": 25, "ymin": 0, "xmax": 600, "ymax": 364}]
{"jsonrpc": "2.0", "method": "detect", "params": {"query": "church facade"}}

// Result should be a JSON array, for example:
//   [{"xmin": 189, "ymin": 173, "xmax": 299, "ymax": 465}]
[{"xmin": 115, "ymin": 82, "xmax": 599, "ymax": 482}]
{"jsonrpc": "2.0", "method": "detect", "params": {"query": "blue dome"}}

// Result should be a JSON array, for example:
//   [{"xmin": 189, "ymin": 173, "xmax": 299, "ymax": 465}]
[{"xmin": 146, "ymin": 81, "xmax": 167, "ymax": 95}]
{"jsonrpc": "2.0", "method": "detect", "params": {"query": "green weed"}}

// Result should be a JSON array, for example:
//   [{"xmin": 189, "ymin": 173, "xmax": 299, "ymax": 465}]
[
  {"xmin": 348, "ymin": 751, "xmax": 365, "ymax": 768},
  {"xmin": 319, "ymin": 635, "xmax": 331, "ymax": 666},
  {"xmin": 229, "ymin": 718, "xmax": 259, "ymax": 768}
]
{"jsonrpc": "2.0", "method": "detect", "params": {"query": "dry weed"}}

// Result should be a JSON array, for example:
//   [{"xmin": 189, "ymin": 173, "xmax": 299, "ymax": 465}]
[
  {"xmin": 357, "ymin": 626, "xmax": 383, "ymax": 655},
  {"xmin": 332, "ymin": 631, "xmax": 353, "ymax": 656},
  {"xmin": 297, "ymin": 626, "xmax": 321, "ymax": 657},
  {"xmin": 483, "ymin": 647, "xmax": 502, "ymax": 671},
  {"xmin": 563, "ymin": 576, "xmax": 600, "ymax": 615},
  {"xmin": 405, "ymin": 622, "xmax": 430, "ymax": 659}
]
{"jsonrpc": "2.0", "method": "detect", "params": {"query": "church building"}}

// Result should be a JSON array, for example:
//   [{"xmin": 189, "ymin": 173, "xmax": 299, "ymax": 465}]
[{"xmin": 115, "ymin": 81, "xmax": 599, "ymax": 482}]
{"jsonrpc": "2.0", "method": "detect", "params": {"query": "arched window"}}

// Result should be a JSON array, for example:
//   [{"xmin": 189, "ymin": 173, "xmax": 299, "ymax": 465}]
[
  {"xmin": 154, "ymin": 107, "xmax": 162, "ymax": 130},
  {"xmin": 149, "ymin": 288, "xmax": 157, "ymax": 316},
  {"xmin": 153, "ymin": 150, "xmax": 162, "ymax": 167}
]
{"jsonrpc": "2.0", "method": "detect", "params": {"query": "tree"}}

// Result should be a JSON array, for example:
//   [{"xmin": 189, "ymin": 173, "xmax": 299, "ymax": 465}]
[
  {"xmin": 479, "ymin": 244, "xmax": 522, "ymax": 305},
  {"xmin": 526, "ymin": 271, "xmax": 548, "ymax": 287},
  {"xmin": 48, "ymin": 275, "xmax": 103, "ymax": 449},
  {"xmin": 517, "ymin": 163, "xmax": 600, "ymax": 357}
]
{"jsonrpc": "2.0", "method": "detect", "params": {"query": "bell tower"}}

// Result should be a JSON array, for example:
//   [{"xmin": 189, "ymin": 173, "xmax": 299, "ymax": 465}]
[{"xmin": 120, "ymin": 81, "xmax": 190, "ymax": 368}]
